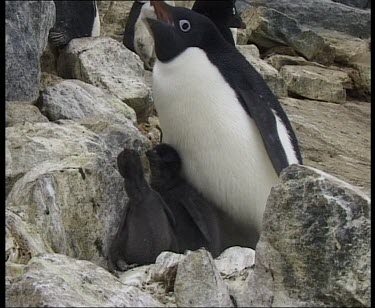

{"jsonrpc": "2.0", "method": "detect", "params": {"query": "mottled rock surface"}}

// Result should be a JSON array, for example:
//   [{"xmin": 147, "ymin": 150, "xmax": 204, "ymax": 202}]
[
  {"xmin": 57, "ymin": 37, "xmax": 153, "ymax": 120},
  {"xmin": 241, "ymin": 6, "xmax": 335, "ymax": 65},
  {"xmin": 6, "ymin": 1, "xmax": 55, "ymax": 102},
  {"xmin": 281, "ymin": 98, "xmax": 371, "ymax": 196},
  {"xmin": 239, "ymin": 51, "xmax": 287, "ymax": 97},
  {"xmin": 280, "ymin": 65, "xmax": 351, "ymax": 103},
  {"xmin": 6, "ymin": 102, "xmax": 49, "ymax": 127},
  {"xmin": 6, "ymin": 253, "xmax": 163, "ymax": 307},
  {"xmin": 246, "ymin": 0, "xmax": 371, "ymax": 38},
  {"xmin": 249, "ymin": 164, "xmax": 371, "ymax": 307},
  {"xmin": 37, "ymin": 79, "xmax": 136, "ymax": 123},
  {"xmin": 175, "ymin": 249, "xmax": 234, "ymax": 307}
]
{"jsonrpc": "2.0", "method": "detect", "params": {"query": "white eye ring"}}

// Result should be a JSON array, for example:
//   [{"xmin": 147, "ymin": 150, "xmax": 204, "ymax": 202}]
[
  {"xmin": 179, "ymin": 19, "xmax": 191, "ymax": 32},
  {"xmin": 233, "ymin": 7, "xmax": 236, "ymax": 15}
]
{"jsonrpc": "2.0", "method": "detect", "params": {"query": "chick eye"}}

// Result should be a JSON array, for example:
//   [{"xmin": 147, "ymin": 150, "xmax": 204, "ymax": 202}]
[{"xmin": 179, "ymin": 19, "xmax": 191, "ymax": 32}]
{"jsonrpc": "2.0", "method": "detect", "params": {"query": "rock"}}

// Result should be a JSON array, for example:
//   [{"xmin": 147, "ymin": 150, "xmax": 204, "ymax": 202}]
[
  {"xmin": 6, "ymin": 209, "xmax": 53, "ymax": 265},
  {"xmin": 78, "ymin": 116, "xmax": 151, "ymax": 161},
  {"xmin": 236, "ymin": 44, "xmax": 260, "ymax": 58},
  {"xmin": 175, "ymin": 249, "xmax": 233, "ymax": 307},
  {"xmin": 280, "ymin": 65, "xmax": 352, "ymax": 103},
  {"xmin": 214, "ymin": 247, "xmax": 255, "ymax": 277},
  {"xmin": 57, "ymin": 37, "xmax": 153, "ymax": 121},
  {"xmin": 98, "ymin": 1, "xmax": 135, "ymax": 42},
  {"xmin": 318, "ymin": 30, "xmax": 370, "ymax": 65},
  {"xmin": 6, "ymin": 253, "xmax": 164, "ymax": 307},
  {"xmin": 280, "ymin": 98, "xmax": 371, "ymax": 196},
  {"xmin": 39, "ymin": 72, "xmax": 64, "ymax": 92},
  {"xmin": 6, "ymin": 153, "xmax": 127, "ymax": 267},
  {"xmin": 265, "ymin": 55, "xmax": 324, "ymax": 71},
  {"xmin": 249, "ymin": 164, "xmax": 371, "ymax": 307},
  {"xmin": 215, "ymin": 247, "xmax": 255, "ymax": 307},
  {"xmin": 36, "ymin": 79, "xmax": 137, "ymax": 124},
  {"xmin": 40, "ymin": 43, "xmax": 59, "ymax": 74},
  {"xmin": 236, "ymin": 29, "xmax": 249, "ymax": 45},
  {"xmin": 238, "ymin": 51, "xmax": 287, "ymax": 97},
  {"xmin": 6, "ymin": 119, "xmax": 150, "ymax": 266},
  {"xmin": 262, "ymin": 46, "xmax": 300, "ymax": 58},
  {"xmin": 347, "ymin": 52, "xmax": 371, "ymax": 100},
  {"xmin": 6, "ymin": 1, "xmax": 55, "ymax": 102},
  {"xmin": 119, "ymin": 251, "xmax": 185, "ymax": 307},
  {"xmin": 137, "ymin": 116, "xmax": 162, "ymax": 147},
  {"xmin": 241, "ymin": 6, "xmax": 335, "ymax": 66},
  {"xmin": 332, "ymin": 0, "xmax": 369, "ymax": 9},
  {"xmin": 6, "ymin": 121, "xmax": 107, "ymax": 196},
  {"xmin": 151, "ymin": 251, "xmax": 186, "ymax": 291},
  {"xmin": 246, "ymin": 0, "xmax": 371, "ymax": 38},
  {"xmin": 6, "ymin": 102, "xmax": 49, "ymax": 127}
]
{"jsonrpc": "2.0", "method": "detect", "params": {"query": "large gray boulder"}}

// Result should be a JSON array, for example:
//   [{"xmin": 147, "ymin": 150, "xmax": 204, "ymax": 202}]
[
  {"xmin": 6, "ymin": 119, "xmax": 150, "ymax": 266},
  {"xmin": 332, "ymin": 0, "xmax": 369, "ymax": 9},
  {"xmin": 175, "ymin": 249, "xmax": 234, "ymax": 307},
  {"xmin": 248, "ymin": 164, "xmax": 371, "ymax": 307},
  {"xmin": 241, "ymin": 6, "xmax": 335, "ymax": 65},
  {"xmin": 6, "ymin": 122, "xmax": 106, "ymax": 196},
  {"xmin": 36, "ymin": 79, "xmax": 137, "ymax": 124},
  {"xmin": 6, "ymin": 253, "xmax": 163, "ymax": 307},
  {"xmin": 280, "ymin": 65, "xmax": 352, "ymax": 103},
  {"xmin": 6, "ymin": 102, "xmax": 49, "ymax": 127},
  {"xmin": 57, "ymin": 37, "xmax": 153, "ymax": 121},
  {"xmin": 243, "ymin": 0, "xmax": 371, "ymax": 38},
  {"xmin": 6, "ymin": 1, "xmax": 55, "ymax": 102}
]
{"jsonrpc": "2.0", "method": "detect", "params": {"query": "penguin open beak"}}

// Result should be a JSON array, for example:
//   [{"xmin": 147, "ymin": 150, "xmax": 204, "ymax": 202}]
[{"xmin": 150, "ymin": 0, "xmax": 174, "ymax": 26}]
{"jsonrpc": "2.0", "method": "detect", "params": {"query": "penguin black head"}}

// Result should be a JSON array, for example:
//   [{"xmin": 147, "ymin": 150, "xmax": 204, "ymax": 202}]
[
  {"xmin": 117, "ymin": 148, "xmax": 144, "ymax": 180},
  {"xmin": 144, "ymin": 1, "xmax": 229, "ymax": 62},
  {"xmin": 146, "ymin": 144, "xmax": 182, "ymax": 187},
  {"xmin": 192, "ymin": 0, "xmax": 246, "ymax": 29}
]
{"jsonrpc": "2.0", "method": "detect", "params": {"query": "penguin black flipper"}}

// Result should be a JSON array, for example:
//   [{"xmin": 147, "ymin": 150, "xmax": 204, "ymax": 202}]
[{"xmin": 234, "ymin": 87, "xmax": 290, "ymax": 175}]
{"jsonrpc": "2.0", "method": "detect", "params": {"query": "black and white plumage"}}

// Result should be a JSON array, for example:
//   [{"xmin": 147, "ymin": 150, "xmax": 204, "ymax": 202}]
[
  {"xmin": 49, "ymin": 0, "xmax": 100, "ymax": 47},
  {"xmin": 191, "ymin": 0, "xmax": 246, "ymax": 45},
  {"xmin": 143, "ymin": 1, "xmax": 303, "ymax": 248}
]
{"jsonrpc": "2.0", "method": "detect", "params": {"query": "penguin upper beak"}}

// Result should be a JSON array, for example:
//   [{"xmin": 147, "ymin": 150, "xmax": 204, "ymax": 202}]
[
  {"xmin": 228, "ymin": 14, "xmax": 247, "ymax": 29},
  {"xmin": 150, "ymin": 0, "xmax": 174, "ymax": 26}
]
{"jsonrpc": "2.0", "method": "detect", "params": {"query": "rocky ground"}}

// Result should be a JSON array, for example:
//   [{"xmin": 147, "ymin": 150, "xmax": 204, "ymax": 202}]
[{"xmin": 6, "ymin": 0, "xmax": 371, "ymax": 307}]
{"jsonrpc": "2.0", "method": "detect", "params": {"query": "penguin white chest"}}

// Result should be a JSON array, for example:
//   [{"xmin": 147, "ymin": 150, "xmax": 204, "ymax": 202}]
[{"xmin": 152, "ymin": 48, "xmax": 279, "ymax": 240}]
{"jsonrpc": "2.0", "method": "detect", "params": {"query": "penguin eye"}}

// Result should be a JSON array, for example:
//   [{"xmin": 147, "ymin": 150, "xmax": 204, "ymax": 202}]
[
  {"xmin": 233, "ymin": 7, "xmax": 236, "ymax": 15},
  {"xmin": 179, "ymin": 20, "xmax": 191, "ymax": 32}
]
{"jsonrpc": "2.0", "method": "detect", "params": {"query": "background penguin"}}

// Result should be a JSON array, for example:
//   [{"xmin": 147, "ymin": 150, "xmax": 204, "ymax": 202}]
[
  {"xmin": 49, "ymin": 1, "xmax": 100, "ymax": 47},
  {"xmin": 123, "ymin": 0, "xmax": 175, "ymax": 70},
  {"xmin": 146, "ymin": 143, "xmax": 223, "ymax": 258},
  {"xmin": 191, "ymin": 0, "xmax": 246, "ymax": 45},
  {"xmin": 143, "ymin": 1, "xmax": 303, "ymax": 249},
  {"xmin": 108, "ymin": 148, "xmax": 178, "ymax": 271}
]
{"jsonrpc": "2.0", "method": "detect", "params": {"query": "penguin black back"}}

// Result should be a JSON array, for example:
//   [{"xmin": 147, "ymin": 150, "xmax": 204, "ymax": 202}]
[
  {"xmin": 49, "ymin": 1, "xmax": 99, "ymax": 47},
  {"xmin": 191, "ymin": 0, "xmax": 245, "ymax": 45},
  {"xmin": 108, "ymin": 148, "xmax": 178, "ymax": 271},
  {"xmin": 146, "ymin": 144, "xmax": 223, "ymax": 258}
]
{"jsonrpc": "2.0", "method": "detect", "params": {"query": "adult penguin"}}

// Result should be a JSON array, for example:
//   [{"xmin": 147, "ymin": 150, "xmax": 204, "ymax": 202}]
[
  {"xmin": 123, "ymin": 0, "xmax": 175, "ymax": 70},
  {"xmin": 191, "ymin": 0, "xmax": 246, "ymax": 45},
  {"xmin": 49, "ymin": 1, "xmax": 100, "ymax": 47},
  {"xmin": 142, "ymin": 1, "xmax": 303, "ymax": 248}
]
